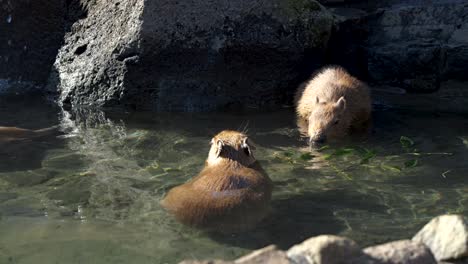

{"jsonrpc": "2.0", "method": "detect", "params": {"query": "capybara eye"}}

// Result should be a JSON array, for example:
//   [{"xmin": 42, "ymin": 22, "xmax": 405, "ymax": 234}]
[{"xmin": 334, "ymin": 120, "xmax": 340, "ymax": 125}]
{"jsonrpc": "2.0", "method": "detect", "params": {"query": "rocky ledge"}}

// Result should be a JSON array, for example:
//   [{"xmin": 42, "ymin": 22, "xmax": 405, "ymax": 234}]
[
  {"xmin": 50, "ymin": 0, "xmax": 334, "ymax": 111},
  {"xmin": 180, "ymin": 214, "xmax": 468, "ymax": 264},
  {"xmin": 1, "ymin": 0, "xmax": 468, "ymax": 112}
]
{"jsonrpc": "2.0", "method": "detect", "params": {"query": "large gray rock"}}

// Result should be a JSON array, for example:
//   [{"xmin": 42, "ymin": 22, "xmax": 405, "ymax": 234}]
[
  {"xmin": 358, "ymin": 240, "xmax": 437, "ymax": 264},
  {"xmin": 49, "ymin": 0, "xmax": 145, "ymax": 108},
  {"xmin": 287, "ymin": 235, "xmax": 361, "ymax": 264},
  {"xmin": 413, "ymin": 215, "xmax": 468, "ymax": 261},
  {"xmin": 50, "ymin": 0, "xmax": 334, "ymax": 111},
  {"xmin": 234, "ymin": 245, "xmax": 290, "ymax": 264},
  {"xmin": 179, "ymin": 245, "xmax": 290, "ymax": 264}
]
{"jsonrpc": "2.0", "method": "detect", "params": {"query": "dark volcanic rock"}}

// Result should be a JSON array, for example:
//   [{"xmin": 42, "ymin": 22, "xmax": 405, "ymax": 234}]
[
  {"xmin": 367, "ymin": 2, "xmax": 468, "ymax": 91},
  {"xmin": 0, "ymin": 0, "xmax": 66, "ymax": 92},
  {"xmin": 51, "ymin": 0, "xmax": 334, "ymax": 111}
]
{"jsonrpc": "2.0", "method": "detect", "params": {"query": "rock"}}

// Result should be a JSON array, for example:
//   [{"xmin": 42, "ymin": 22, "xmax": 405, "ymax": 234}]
[
  {"xmin": 49, "ymin": 0, "xmax": 145, "ymax": 108},
  {"xmin": 287, "ymin": 235, "xmax": 361, "ymax": 264},
  {"xmin": 412, "ymin": 215, "xmax": 468, "ymax": 261},
  {"xmin": 326, "ymin": 7, "xmax": 368, "ymax": 80},
  {"xmin": 179, "ymin": 261, "xmax": 232, "ymax": 264},
  {"xmin": 234, "ymin": 245, "xmax": 290, "ymax": 264},
  {"xmin": 50, "ymin": 0, "xmax": 334, "ymax": 111},
  {"xmin": 367, "ymin": 2, "xmax": 468, "ymax": 92},
  {"xmin": 0, "ymin": 0, "xmax": 67, "ymax": 91},
  {"xmin": 179, "ymin": 245, "xmax": 289, "ymax": 264},
  {"xmin": 439, "ymin": 260, "xmax": 468, "ymax": 264},
  {"xmin": 357, "ymin": 240, "xmax": 437, "ymax": 264}
]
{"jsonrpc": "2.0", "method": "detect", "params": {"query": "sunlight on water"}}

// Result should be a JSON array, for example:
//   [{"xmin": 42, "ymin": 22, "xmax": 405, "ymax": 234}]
[{"xmin": 0, "ymin": 97, "xmax": 468, "ymax": 263}]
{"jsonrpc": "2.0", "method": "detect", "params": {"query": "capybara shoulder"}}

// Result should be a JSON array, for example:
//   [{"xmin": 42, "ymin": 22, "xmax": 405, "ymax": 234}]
[
  {"xmin": 295, "ymin": 66, "xmax": 371, "ymax": 143},
  {"xmin": 0, "ymin": 126, "xmax": 60, "ymax": 143},
  {"xmin": 161, "ymin": 130, "xmax": 272, "ymax": 232}
]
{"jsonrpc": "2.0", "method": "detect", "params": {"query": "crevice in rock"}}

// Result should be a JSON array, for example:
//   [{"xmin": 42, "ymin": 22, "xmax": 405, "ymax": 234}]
[{"xmin": 74, "ymin": 44, "xmax": 87, "ymax": 56}]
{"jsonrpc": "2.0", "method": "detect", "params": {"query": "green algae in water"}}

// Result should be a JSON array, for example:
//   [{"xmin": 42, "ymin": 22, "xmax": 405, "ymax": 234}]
[
  {"xmin": 400, "ymin": 136, "xmax": 415, "ymax": 149},
  {"xmin": 1, "ymin": 104, "xmax": 468, "ymax": 263}
]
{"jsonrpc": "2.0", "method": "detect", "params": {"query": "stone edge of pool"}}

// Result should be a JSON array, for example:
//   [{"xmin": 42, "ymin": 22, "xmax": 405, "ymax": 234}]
[{"xmin": 179, "ymin": 214, "xmax": 468, "ymax": 264}]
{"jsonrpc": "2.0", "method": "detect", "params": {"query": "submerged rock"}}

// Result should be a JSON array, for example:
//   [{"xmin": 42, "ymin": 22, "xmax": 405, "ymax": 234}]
[
  {"xmin": 50, "ymin": 0, "xmax": 333, "ymax": 111},
  {"xmin": 287, "ymin": 235, "xmax": 361, "ymax": 264},
  {"xmin": 358, "ymin": 240, "xmax": 437, "ymax": 264},
  {"xmin": 412, "ymin": 215, "xmax": 468, "ymax": 261}
]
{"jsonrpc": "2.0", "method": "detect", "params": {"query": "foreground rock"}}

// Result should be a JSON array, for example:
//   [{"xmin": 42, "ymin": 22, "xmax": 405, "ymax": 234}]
[
  {"xmin": 51, "ymin": 0, "xmax": 333, "ymax": 111},
  {"xmin": 234, "ymin": 245, "xmax": 290, "ymax": 264},
  {"xmin": 178, "ymin": 214, "xmax": 468, "ymax": 264},
  {"xmin": 180, "ymin": 245, "xmax": 289, "ymax": 264},
  {"xmin": 412, "ymin": 215, "xmax": 468, "ymax": 261},
  {"xmin": 356, "ymin": 240, "xmax": 437, "ymax": 264},
  {"xmin": 287, "ymin": 235, "xmax": 361, "ymax": 264}
]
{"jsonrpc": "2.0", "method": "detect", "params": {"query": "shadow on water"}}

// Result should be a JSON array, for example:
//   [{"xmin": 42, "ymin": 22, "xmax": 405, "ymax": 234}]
[
  {"xmin": 208, "ymin": 188, "xmax": 389, "ymax": 250},
  {"xmin": 2, "ymin": 103, "xmax": 468, "ymax": 263},
  {"xmin": 0, "ymin": 96, "xmax": 66, "ymax": 175}
]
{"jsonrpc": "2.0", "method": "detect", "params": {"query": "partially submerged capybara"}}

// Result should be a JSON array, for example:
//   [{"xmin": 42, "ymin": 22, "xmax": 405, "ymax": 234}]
[
  {"xmin": 161, "ymin": 130, "xmax": 272, "ymax": 232},
  {"xmin": 0, "ymin": 126, "xmax": 59, "ymax": 144},
  {"xmin": 295, "ymin": 66, "xmax": 371, "ymax": 144}
]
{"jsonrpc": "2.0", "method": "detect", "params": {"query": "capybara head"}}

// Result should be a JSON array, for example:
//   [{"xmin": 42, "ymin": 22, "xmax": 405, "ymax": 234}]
[
  {"xmin": 206, "ymin": 130, "xmax": 257, "ymax": 166},
  {"xmin": 308, "ymin": 96, "xmax": 347, "ymax": 144}
]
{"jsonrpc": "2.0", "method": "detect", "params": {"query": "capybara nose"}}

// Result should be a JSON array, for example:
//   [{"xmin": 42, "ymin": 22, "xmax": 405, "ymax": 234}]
[{"xmin": 310, "ymin": 136, "xmax": 326, "ymax": 144}]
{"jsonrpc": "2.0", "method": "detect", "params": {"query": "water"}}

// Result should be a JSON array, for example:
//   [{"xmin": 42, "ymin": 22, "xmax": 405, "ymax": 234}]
[{"xmin": 1, "ymin": 96, "xmax": 468, "ymax": 263}]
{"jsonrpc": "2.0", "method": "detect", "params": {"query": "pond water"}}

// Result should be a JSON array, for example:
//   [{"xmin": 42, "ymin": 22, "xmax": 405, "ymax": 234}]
[{"xmin": 0, "ymin": 96, "xmax": 467, "ymax": 264}]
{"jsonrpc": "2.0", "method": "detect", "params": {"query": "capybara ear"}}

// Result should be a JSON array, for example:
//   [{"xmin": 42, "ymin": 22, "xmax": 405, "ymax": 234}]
[
  {"xmin": 214, "ymin": 138, "xmax": 225, "ymax": 157},
  {"xmin": 241, "ymin": 137, "xmax": 255, "ymax": 156},
  {"xmin": 336, "ymin": 96, "xmax": 347, "ymax": 112}
]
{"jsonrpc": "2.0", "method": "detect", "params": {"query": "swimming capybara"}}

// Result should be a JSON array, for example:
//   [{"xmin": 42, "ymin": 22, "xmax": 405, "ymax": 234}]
[
  {"xmin": 0, "ymin": 126, "xmax": 60, "ymax": 144},
  {"xmin": 295, "ymin": 66, "xmax": 371, "ymax": 144},
  {"xmin": 161, "ymin": 130, "xmax": 272, "ymax": 232}
]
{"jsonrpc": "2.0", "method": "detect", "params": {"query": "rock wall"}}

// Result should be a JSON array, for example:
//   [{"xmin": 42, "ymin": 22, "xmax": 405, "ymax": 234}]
[
  {"xmin": 49, "ymin": 0, "xmax": 144, "ymax": 108},
  {"xmin": 0, "ymin": 0, "xmax": 66, "ymax": 92},
  {"xmin": 1, "ymin": 0, "xmax": 468, "ymax": 112},
  {"xmin": 321, "ymin": 0, "xmax": 468, "ymax": 111},
  {"xmin": 367, "ymin": 1, "xmax": 468, "ymax": 91},
  {"xmin": 52, "ymin": 0, "xmax": 334, "ymax": 111}
]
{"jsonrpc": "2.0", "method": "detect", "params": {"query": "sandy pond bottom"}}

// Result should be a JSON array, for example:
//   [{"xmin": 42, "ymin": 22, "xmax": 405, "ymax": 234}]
[{"xmin": 0, "ymin": 97, "xmax": 467, "ymax": 264}]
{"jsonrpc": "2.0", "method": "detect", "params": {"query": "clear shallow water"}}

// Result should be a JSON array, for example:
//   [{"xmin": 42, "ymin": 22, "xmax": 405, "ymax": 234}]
[{"xmin": 0, "ymin": 97, "xmax": 468, "ymax": 263}]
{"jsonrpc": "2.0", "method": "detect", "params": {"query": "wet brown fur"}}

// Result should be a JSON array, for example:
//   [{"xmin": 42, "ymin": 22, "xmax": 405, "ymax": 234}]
[
  {"xmin": 0, "ymin": 126, "xmax": 59, "ymax": 144},
  {"xmin": 161, "ymin": 130, "xmax": 272, "ymax": 232},
  {"xmin": 295, "ymin": 66, "xmax": 371, "ymax": 141}
]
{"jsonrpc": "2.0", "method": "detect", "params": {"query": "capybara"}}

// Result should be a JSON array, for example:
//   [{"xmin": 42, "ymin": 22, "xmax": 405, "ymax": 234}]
[
  {"xmin": 0, "ymin": 126, "xmax": 60, "ymax": 144},
  {"xmin": 295, "ymin": 66, "xmax": 371, "ymax": 144},
  {"xmin": 161, "ymin": 130, "xmax": 272, "ymax": 232}
]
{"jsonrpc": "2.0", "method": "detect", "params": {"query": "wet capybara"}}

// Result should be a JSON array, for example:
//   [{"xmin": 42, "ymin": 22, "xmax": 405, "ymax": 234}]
[
  {"xmin": 161, "ymin": 130, "xmax": 272, "ymax": 232},
  {"xmin": 0, "ymin": 126, "xmax": 60, "ymax": 144},
  {"xmin": 295, "ymin": 66, "xmax": 371, "ymax": 144}
]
